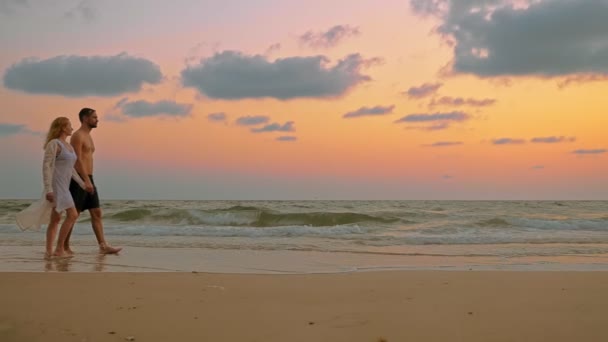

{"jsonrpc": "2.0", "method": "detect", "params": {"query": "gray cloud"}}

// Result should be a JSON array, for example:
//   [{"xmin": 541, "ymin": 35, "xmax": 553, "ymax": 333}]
[
  {"xmin": 430, "ymin": 96, "xmax": 496, "ymax": 107},
  {"xmin": 572, "ymin": 149, "xmax": 607, "ymax": 155},
  {"xmin": 409, "ymin": 0, "xmax": 446, "ymax": 17},
  {"xmin": 404, "ymin": 82, "xmax": 442, "ymax": 98},
  {"xmin": 426, "ymin": 141, "xmax": 463, "ymax": 147},
  {"xmin": 277, "ymin": 136, "xmax": 297, "ymax": 142},
  {"xmin": 493, "ymin": 138, "xmax": 526, "ymax": 145},
  {"xmin": 3, "ymin": 53, "xmax": 162, "ymax": 97},
  {"xmin": 410, "ymin": 0, "xmax": 608, "ymax": 77},
  {"xmin": 0, "ymin": 0, "xmax": 28, "ymax": 15},
  {"xmin": 118, "ymin": 100, "xmax": 192, "ymax": 118},
  {"xmin": 236, "ymin": 115, "xmax": 270, "ymax": 126},
  {"xmin": 531, "ymin": 136, "xmax": 576, "ymax": 143},
  {"xmin": 298, "ymin": 25, "xmax": 361, "ymax": 49},
  {"xmin": 343, "ymin": 105, "xmax": 395, "ymax": 118},
  {"xmin": 181, "ymin": 51, "xmax": 375, "ymax": 100},
  {"xmin": 252, "ymin": 121, "xmax": 295, "ymax": 133},
  {"xmin": 531, "ymin": 165, "xmax": 545, "ymax": 170},
  {"xmin": 207, "ymin": 112, "xmax": 227, "ymax": 122},
  {"xmin": 0, "ymin": 123, "xmax": 39, "ymax": 136},
  {"xmin": 0, "ymin": 123, "xmax": 26, "ymax": 136},
  {"xmin": 65, "ymin": 0, "xmax": 96, "ymax": 21}
]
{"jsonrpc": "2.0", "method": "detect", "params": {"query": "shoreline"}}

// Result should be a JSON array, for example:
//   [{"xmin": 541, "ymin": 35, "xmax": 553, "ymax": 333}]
[
  {"xmin": 1, "ymin": 245, "xmax": 608, "ymax": 273},
  {"xmin": 2, "ymin": 271, "xmax": 607, "ymax": 341}
]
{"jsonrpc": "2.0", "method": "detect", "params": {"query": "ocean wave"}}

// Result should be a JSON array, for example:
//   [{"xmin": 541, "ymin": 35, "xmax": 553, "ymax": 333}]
[
  {"xmin": 475, "ymin": 218, "xmax": 512, "ymax": 227},
  {"xmin": 511, "ymin": 217, "xmax": 608, "ymax": 231},
  {"xmin": 355, "ymin": 233, "xmax": 608, "ymax": 246},
  {"xmin": 471, "ymin": 216, "xmax": 607, "ymax": 231},
  {"xmin": 101, "ymin": 224, "xmax": 369, "ymax": 238},
  {"xmin": 68, "ymin": 223, "xmax": 608, "ymax": 245},
  {"xmin": 106, "ymin": 207, "xmax": 400, "ymax": 227}
]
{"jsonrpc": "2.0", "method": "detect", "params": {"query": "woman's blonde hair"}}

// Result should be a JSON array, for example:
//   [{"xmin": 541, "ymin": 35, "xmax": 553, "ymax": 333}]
[{"xmin": 44, "ymin": 117, "xmax": 70, "ymax": 149}]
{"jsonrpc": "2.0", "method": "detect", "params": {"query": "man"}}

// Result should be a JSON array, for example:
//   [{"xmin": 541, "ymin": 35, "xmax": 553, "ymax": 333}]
[{"xmin": 64, "ymin": 108, "xmax": 121, "ymax": 254}]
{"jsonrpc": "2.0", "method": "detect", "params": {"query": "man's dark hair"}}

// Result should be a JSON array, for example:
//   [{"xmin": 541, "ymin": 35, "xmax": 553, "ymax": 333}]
[{"xmin": 78, "ymin": 108, "xmax": 96, "ymax": 122}]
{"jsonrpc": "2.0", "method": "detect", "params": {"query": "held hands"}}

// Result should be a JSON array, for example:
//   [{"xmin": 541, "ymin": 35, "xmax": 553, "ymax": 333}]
[
  {"xmin": 84, "ymin": 181, "xmax": 95, "ymax": 193},
  {"xmin": 45, "ymin": 192, "xmax": 54, "ymax": 202}
]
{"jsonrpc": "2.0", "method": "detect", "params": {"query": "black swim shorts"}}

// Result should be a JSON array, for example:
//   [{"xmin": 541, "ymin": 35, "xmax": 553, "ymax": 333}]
[{"xmin": 70, "ymin": 174, "xmax": 100, "ymax": 212}]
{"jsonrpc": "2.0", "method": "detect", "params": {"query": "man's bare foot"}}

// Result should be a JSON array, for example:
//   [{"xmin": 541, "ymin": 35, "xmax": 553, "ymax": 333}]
[
  {"xmin": 44, "ymin": 252, "xmax": 52, "ymax": 260},
  {"xmin": 99, "ymin": 244, "xmax": 122, "ymax": 254},
  {"xmin": 65, "ymin": 248, "xmax": 75, "ymax": 256}
]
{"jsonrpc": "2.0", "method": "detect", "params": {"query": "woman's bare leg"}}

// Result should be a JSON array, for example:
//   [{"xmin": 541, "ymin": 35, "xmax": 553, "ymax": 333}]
[
  {"xmin": 46, "ymin": 210, "xmax": 61, "ymax": 258},
  {"xmin": 54, "ymin": 208, "xmax": 78, "ymax": 257}
]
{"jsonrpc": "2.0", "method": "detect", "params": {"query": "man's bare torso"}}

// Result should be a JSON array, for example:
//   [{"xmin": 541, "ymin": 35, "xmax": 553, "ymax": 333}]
[{"xmin": 72, "ymin": 129, "xmax": 95, "ymax": 175}]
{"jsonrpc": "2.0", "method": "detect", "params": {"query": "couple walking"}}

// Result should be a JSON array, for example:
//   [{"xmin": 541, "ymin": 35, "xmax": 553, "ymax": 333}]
[{"xmin": 17, "ymin": 108, "xmax": 121, "ymax": 258}]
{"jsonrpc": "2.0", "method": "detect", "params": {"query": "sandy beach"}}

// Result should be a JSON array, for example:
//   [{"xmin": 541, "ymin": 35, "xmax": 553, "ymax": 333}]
[{"xmin": 1, "ymin": 271, "xmax": 607, "ymax": 342}]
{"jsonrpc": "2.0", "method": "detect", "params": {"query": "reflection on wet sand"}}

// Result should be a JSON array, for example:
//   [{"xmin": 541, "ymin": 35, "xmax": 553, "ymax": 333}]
[
  {"xmin": 94, "ymin": 254, "xmax": 106, "ymax": 272},
  {"xmin": 43, "ymin": 253, "xmax": 108, "ymax": 272},
  {"xmin": 44, "ymin": 257, "xmax": 71, "ymax": 272}
]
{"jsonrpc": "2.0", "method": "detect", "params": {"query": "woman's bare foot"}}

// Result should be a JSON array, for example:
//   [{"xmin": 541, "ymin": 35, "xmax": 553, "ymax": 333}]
[
  {"xmin": 52, "ymin": 249, "xmax": 72, "ymax": 258},
  {"xmin": 65, "ymin": 248, "xmax": 75, "ymax": 256},
  {"xmin": 44, "ymin": 252, "xmax": 52, "ymax": 260},
  {"xmin": 99, "ymin": 244, "xmax": 122, "ymax": 254}
]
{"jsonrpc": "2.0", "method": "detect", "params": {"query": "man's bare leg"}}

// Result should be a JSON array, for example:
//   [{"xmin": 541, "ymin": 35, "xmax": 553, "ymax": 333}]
[
  {"xmin": 63, "ymin": 212, "xmax": 79, "ymax": 255},
  {"xmin": 90, "ymin": 208, "xmax": 121, "ymax": 254}
]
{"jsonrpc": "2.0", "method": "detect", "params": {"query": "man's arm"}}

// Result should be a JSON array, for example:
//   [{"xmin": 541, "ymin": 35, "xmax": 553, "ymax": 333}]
[{"xmin": 70, "ymin": 132, "xmax": 94, "ymax": 193}]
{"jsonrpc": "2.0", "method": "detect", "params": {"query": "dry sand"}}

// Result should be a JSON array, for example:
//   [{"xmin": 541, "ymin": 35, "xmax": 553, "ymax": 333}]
[{"xmin": 1, "ymin": 271, "xmax": 607, "ymax": 342}]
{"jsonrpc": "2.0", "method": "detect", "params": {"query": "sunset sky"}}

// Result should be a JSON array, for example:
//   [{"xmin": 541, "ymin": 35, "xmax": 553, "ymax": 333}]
[{"xmin": 1, "ymin": 0, "xmax": 607, "ymax": 200}]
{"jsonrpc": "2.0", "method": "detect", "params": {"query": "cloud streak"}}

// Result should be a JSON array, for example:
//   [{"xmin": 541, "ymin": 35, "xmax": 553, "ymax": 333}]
[
  {"xmin": 181, "ymin": 51, "xmax": 376, "ymax": 100},
  {"xmin": 425, "ymin": 141, "xmax": 463, "ymax": 147},
  {"xmin": 277, "ymin": 136, "xmax": 297, "ymax": 142},
  {"xmin": 298, "ymin": 25, "xmax": 361, "ymax": 49},
  {"xmin": 395, "ymin": 111, "xmax": 469, "ymax": 123},
  {"xmin": 395, "ymin": 111, "xmax": 469, "ymax": 131},
  {"xmin": 572, "ymin": 149, "xmax": 607, "ymax": 155},
  {"xmin": 207, "ymin": 112, "xmax": 227, "ymax": 122},
  {"xmin": 531, "ymin": 136, "xmax": 576, "ymax": 143},
  {"xmin": 343, "ymin": 105, "xmax": 395, "ymax": 118},
  {"xmin": 404, "ymin": 82, "xmax": 442, "ymax": 99},
  {"xmin": 430, "ymin": 96, "xmax": 496, "ymax": 108},
  {"xmin": 235, "ymin": 115, "xmax": 270, "ymax": 126},
  {"xmin": 3, "ymin": 54, "xmax": 162, "ymax": 97},
  {"xmin": 492, "ymin": 138, "xmax": 526, "ymax": 145},
  {"xmin": 252, "ymin": 121, "xmax": 295, "ymax": 133}
]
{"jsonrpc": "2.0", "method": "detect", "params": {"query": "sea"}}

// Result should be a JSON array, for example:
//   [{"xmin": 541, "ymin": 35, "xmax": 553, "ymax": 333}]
[{"xmin": 1, "ymin": 200, "xmax": 607, "ymax": 273}]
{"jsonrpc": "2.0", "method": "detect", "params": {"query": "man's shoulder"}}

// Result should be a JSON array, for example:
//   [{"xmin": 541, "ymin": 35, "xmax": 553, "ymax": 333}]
[
  {"xmin": 71, "ymin": 129, "xmax": 86, "ymax": 144},
  {"xmin": 73, "ymin": 129, "xmax": 89, "ymax": 138}
]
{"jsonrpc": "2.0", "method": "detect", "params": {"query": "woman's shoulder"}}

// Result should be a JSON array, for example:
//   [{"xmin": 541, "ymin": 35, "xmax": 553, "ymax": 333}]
[{"xmin": 44, "ymin": 138, "xmax": 60, "ymax": 150}]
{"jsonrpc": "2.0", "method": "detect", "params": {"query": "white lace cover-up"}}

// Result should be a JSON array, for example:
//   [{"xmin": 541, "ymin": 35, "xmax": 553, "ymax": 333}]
[{"xmin": 16, "ymin": 139, "xmax": 85, "ymax": 231}]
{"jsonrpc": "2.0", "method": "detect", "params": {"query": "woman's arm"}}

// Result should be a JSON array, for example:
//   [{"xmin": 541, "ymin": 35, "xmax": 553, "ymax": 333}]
[
  {"xmin": 42, "ymin": 140, "xmax": 59, "ymax": 197},
  {"xmin": 71, "ymin": 169, "xmax": 86, "ymax": 189}
]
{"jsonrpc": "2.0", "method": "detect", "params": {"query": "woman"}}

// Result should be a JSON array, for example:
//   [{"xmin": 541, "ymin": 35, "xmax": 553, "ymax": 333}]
[{"xmin": 16, "ymin": 117, "xmax": 85, "ymax": 258}]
